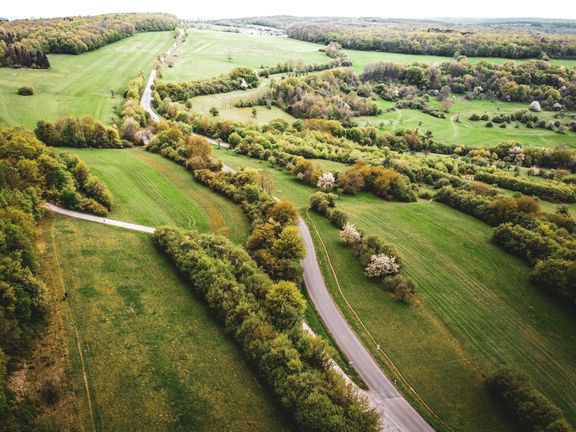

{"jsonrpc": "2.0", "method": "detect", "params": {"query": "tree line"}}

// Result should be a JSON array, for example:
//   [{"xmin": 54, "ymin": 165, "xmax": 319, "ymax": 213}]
[
  {"xmin": 310, "ymin": 192, "xmax": 416, "ymax": 303},
  {"xmin": 0, "ymin": 13, "xmax": 178, "ymax": 68},
  {"xmin": 486, "ymin": 368, "xmax": 573, "ymax": 431},
  {"xmin": 287, "ymin": 24, "xmax": 576, "ymax": 59},
  {"xmin": 265, "ymin": 68, "xmax": 379, "ymax": 123},
  {"xmin": 435, "ymin": 185, "xmax": 576, "ymax": 309},
  {"xmin": 35, "ymin": 116, "xmax": 125, "ymax": 149},
  {"xmin": 361, "ymin": 59, "xmax": 576, "ymax": 110},
  {"xmin": 0, "ymin": 124, "xmax": 112, "ymax": 430},
  {"xmin": 154, "ymin": 67, "xmax": 260, "ymax": 101},
  {"xmin": 154, "ymin": 227, "xmax": 379, "ymax": 431}
]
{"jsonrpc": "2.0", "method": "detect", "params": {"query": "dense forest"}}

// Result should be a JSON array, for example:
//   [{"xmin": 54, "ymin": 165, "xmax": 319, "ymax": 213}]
[
  {"xmin": 362, "ymin": 59, "xmax": 576, "ymax": 110},
  {"xmin": 208, "ymin": 16, "xmax": 576, "ymax": 35},
  {"xmin": 0, "ymin": 13, "xmax": 178, "ymax": 68},
  {"xmin": 0, "ymin": 124, "xmax": 112, "ymax": 430},
  {"xmin": 287, "ymin": 24, "xmax": 576, "ymax": 59}
]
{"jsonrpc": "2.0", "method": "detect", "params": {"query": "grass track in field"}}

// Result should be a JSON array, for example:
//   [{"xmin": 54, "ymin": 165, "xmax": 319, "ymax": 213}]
[
  {"xmin": 57, "ymin": 148, "xmax": 249, "ymax": 244},
  {"xmin": 213, "ymin": 148, "xmax": 576, "ymax": 430},
  {"xmin": 163, "ymin": 30, "xmax": 328, "ymax": 81},
  {"xmin": 39, "ymin": 217, "xmax": 293, "ymax": 432},
  {"xmin": 0, "ymin": 32, "xmax": 175, "ymax": 128}
]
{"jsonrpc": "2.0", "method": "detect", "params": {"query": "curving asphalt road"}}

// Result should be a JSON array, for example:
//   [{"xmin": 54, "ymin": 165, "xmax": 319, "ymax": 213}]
[{"xmin": 137, "ymin": 49, "xmax": 435, "ymax": 431}]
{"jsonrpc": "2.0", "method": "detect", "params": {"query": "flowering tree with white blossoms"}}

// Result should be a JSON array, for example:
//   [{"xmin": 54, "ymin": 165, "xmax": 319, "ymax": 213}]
[
  {"xmin": 317, "ymin": 172, "xmax": 336, "ymax": 190},
  {"xmin": 509, "ymin": 146, "xmax": 525, "ymax": 166},
  {"xmin": 339, "ymin": 222, "xmax": 361, "ymax": 244},
  {"xmin": 365, "ymin": 253, "xmax": 399, "ymax": 278}
]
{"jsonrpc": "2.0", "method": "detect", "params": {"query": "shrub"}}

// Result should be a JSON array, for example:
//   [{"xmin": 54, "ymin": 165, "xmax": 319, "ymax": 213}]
[
  {"xmin": 530, "ymin": 259, "xmax": 576, "ymax": 307},
  {"xmin": 486, "ymin": 369, "xmax": 571, "ymax": 431},
  {"xmin": 17, "ymin": 86, "xmax": 34, "ymax": 96},
  {"xmin": 382, "ymin": 275, "xmax": 416, "ymax": 304}
]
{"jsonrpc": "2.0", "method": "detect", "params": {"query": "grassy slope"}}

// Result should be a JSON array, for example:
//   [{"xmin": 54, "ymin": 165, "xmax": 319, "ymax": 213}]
[
  {"xmin": 214, "ymin": 148, "xmax": 576, "ymax": 430},
  {"xmin": 181, "ymin": 78, "xmax": 295, "ymax": 125},
  {"xmin": 163, "ymin": 30, "xmax": 328, "ymax": 81},
  {"xmin": 347, "ymin": 49, "xmax": 576, "ymax": 74},
  {"xmin": 58, "ymin": 148, "xmax": 249, "ymax": 244},
  {"xmin": 357, "ymin": 97, "xmax": 576, "ymax": 149},
  {"xmin": 39, "ymin": 217, "xmax": 293, "ymax": 432},
  {"xmin": 0, "ymin": 31, "xmax": 175, "ymax": 129}
]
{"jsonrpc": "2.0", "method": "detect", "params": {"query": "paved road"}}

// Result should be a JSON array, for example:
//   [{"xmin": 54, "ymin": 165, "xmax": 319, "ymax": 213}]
[
  {"xmin": 139, "ymin": 55, "xmax": 435, "ymax": 431},
  {"xmin": 44, "ymin": 203, "xmax": 155, "ymax": 234}
]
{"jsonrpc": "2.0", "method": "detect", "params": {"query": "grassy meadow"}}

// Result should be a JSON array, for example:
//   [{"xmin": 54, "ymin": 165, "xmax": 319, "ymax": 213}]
[
  {"xmin": 58, "ymin": 148, "xmax": 249, "ymax": 243},
  {"xmin": 213, "ymin": 148, "xmax": 576, "ymax": 430},
  {"xmin": 181, "ymin": 78, "xmax": 295, "ymax": 125},
  {"xmin": 162, "ymin": 30, "xmax": 328, "ymax": 81},
  {"xmin": 0, "ymin": 31, "xmax": 175, "ymax": 128},
  {"xmin": 357, "ymin": 97, "xmax": 576, "ymax": 149},
  {"xmin": 346, "ymin": 49, "xmax": 576, "ymax": 74},
  {"xmin": 38, "ymin": 216, "xmax": 293, "ymax": 432}
]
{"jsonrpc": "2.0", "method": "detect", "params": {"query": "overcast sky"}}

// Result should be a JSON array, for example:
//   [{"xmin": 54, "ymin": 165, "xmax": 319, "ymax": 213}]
[{"xmin": 3, "ymin": 0, "xmax": 575, "ymax": 20}]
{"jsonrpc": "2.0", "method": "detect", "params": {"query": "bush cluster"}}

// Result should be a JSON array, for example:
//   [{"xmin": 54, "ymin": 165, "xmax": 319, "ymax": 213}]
[
  {"xmin": 486, "ymin": 369, "xmax": 573, "ymax": 432},
  {"xmin": 35, "ymin": 116, "xmax": 125, "ymax": 149},
  {"xmin": 155, "ymin": 67, "xmax": 259, "ymax": 101},
  {"xmin": 475, "ymin": 172, "xmax": 576, "ymax": 203}
]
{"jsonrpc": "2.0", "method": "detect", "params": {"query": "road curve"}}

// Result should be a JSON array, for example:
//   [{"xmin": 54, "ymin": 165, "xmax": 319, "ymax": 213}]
[{"xmin": 139, "ymin": 53, "xmax": 435, "ymax": 431}]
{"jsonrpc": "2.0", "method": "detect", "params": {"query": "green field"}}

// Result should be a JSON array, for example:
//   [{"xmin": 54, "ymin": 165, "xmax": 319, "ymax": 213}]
[
  {"xmin": 162, "ymin": 30, "xmax": 328, "ymax": 81},
  {"xmin": 58, "ymin": 148, "xmax": 249, "ymax": 243},
  {"xmin": 357, "ymin": 97, "xmax": 576, "ymax": 148},
  {"xmin": 347, "ymin": 49, "xmax": 576, "ymax": 74},
  {"xmin": 213, "ymin": 148, "xmax": 576, "ymax": 431},
  {"xmin": 0, "ymin": 31, "xmax": 175, "ymax": 129},
  {"xmin": 182, "ymin": 78, "xmax": 295, "ymax": 125},
  {"xmin": 39, "ymin": 217, "xmax": 292, "ymax": 432}
]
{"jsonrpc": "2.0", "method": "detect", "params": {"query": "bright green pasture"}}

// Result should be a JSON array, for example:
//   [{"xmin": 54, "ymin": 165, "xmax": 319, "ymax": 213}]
[
  {"xmin": 357, "ymin": 97, "xmax": 576, "ymax": 149},
  {"xmin": 39, "ymin": 217, "xmax": 292, "ymax": 432},
  {"xmin": 347, "ymin": 49, "xmax": 576, "ymax": 74},
  {"xmin": 162, "ymin": 30, "xmax": 328, "ymax": 81},
  {"xmin": 59, "ymin": 148, "xmax": 249, "ymax": 243},
  {"xmin": 0, "ymin": 31, "xmax": 175, "ymax": 129},
  {"xmin": 213, "ymin": 148, "xmax": 576, "ymax": 430}
]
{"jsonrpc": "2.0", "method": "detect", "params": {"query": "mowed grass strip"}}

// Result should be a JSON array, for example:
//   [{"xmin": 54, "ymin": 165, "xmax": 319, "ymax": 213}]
[
  {"xmin": 0, "ymin": 31, "xmax": 175, "ymax": 128},
  {"xmin": 163, "ymin": 30, "xmax": 328, "ymax": 81},
  {"xmin": 213, "ymin": 148, "xmax": 576, "ymax": 430},
  {"xmin": 39, "ymin": 216, "xmax": 293, "ymax": 432},
  {"xmin": 59, "ymin": 148, "xmax": 249, "ymax": 244}
]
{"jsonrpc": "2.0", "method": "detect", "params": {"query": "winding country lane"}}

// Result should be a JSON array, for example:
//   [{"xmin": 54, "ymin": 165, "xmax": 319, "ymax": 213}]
[{"xmin": 133, "ymin": 39, "xmax": 436, "ymax": 431}]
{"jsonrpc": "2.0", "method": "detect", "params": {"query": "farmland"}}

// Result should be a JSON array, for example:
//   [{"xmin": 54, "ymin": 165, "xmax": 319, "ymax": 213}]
[
  {"xmin": 162, "ymin": 30, "xmax": 328, "ymax": 81},
  {"xmin": 213, "ymin": 148, "xmax": 576, "ymax": 429},
  {"xmin": 38, "ymin": 216, "xmax": 292, "ymax": 432},
  {"xmin": 2, "ymin": 14, "xmax": 576, "ymax": 432},
  {"xmin": 58, "ymin": 148, "xmax": 249, "ymax": 243},
  {"xmin": 346, "ymin": 49, "xmax": 576, "ymax": 74},
  {"xmin": 357, "ymin": 97, "xmax": 576, "ymax": 148},
  {"xmin": 0, "ymin": 31, "xmax": 175, "ymax": 128}
]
